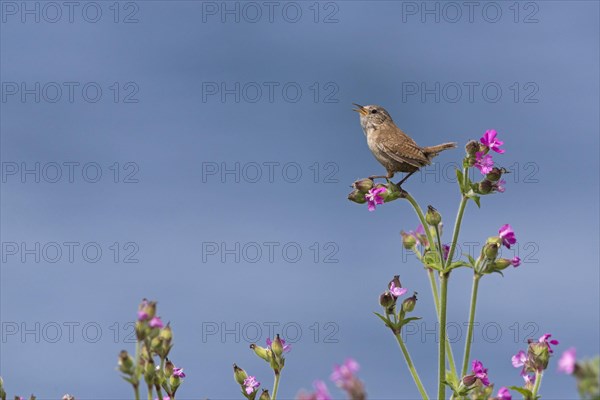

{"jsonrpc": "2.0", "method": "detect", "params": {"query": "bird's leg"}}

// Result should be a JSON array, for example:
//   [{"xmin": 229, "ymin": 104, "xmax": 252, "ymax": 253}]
[
  {"xmin": 368, "ymin": 172, "xmax": 394, "ymax": 181},
  {"xmin": 396, "ymin": 171, "xmax": 416, "ymax": 187}
]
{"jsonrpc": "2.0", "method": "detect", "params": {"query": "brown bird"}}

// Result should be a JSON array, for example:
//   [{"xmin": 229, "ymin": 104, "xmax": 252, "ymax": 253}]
[{"xmin": 353, "ymin": 104, "xmax": 457, "ymax": 185}]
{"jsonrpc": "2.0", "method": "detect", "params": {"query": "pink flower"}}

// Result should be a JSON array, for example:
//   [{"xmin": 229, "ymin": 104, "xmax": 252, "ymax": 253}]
[
  {"xmin": 173, "ymin": 367, "xmax": 186, "ymax": 378},
  {"xmin": 472, "ymin": 360, "xmax": 490, "ymax": 386},
  {"xmin": 267, "ymin": 337, "xmax": 291, "ymax": 353},
  {"xmin": 475, "ymin": 152, "xmax": 494, "ymax": 174},
  {"xmin": 137, "ymin": 310, "xmax": 149, "ymax": 321},
  {"xmin": 313, "ymin": 380, "xmax": 331, "ymax": 400},
  {"xmin": 511, "ymin": 256, "xmax": 521, "ymax": 267},
  {"xmin": 331, "ymin": 358, "xmax": 360, "ymax": 387},
  {"xmin": 389, "ymin": 281, "xmax": 408, "ymax": 298},
  {"xmin": 149, "ymin": 316, "xmax": 163, "ymax": 328},
  {"xmin": 511, "ymin": 350, "xmax": 527, "ymax": 368},
  {"xmin": 480, "ymin": 130, "xmax": 505, "ymax": 154},
  {"xmin": 538, "ymin": 333, "xmax": 559, "ymax": 353},
  {"xmin": 494, "ymin": 179, "xmax": 506, "ymax": 193},
  {"xmin": 498, "ymin": 224, "xmax": 517, "ymax": 249},
  {"xmin": 558, "ymin": 347, "xmax": 577, "ymax": 374},
  {"xmin": 244, "ymin": 376, "xmax": 260, "ymax": 395},
  {"xmin": 523, "ymin": 373, "xmax": 535, "ymax": 385},
  {"xmin": 365, "ymin": 187, "xmax": 386, "ymax": 212},
  {"xmin": 496, "ymin": 387, "xmax": 512, "ymax": 400}
]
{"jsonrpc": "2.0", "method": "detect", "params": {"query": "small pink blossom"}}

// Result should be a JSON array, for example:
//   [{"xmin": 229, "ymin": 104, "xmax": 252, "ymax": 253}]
[
  {"xmin": 173, "ymin": 367, "xmax": 186, "ymax": 378},
  {"xmin": 558, "ymin": 347, "xmax": 577, "ymax": 374},
  {"xmin": 496, "ymin": 387, "xmax": 512, "ymax": 400},
  {"xmin": 472, "ymin": 360, "xmax": 490, "ymax": 386},
  {"xmin": 499, "ymin": 224, "xmax": 517, "ymax": 249},
  {"xmin": 243, "ymin": 376, "xmax": 260, "ymax": 395},
  {"xmin": 331, "ymin": 358, "xmax": 360, "ymax": 387},
  {"xmin": 389, "ymin": 281, "xmax": 407, "ymax": 298},
  {"xmin": 511, "ymin": 256, "xmax": 521, "ymax": 267},
  {"xmin": 365, "ymin": 187, "xmax": 386, "ymax": 212},
  {"xmin": 511, "ymin": 350, "xmax": 527, "ymax": 368},
  {"xmin": 538, "ymin": 333, "xmax": 559, "ymax": 353},
  {"xmin": 149, "ymin": 316, "xmax": 163, "ymax": 328},
  {"xmin": 480, "ymin": 130, "xmax": 505, "ymax": 154},
  {"xmin": 475, "ymin": 151, "xmax": 494, "ymax": 174}
]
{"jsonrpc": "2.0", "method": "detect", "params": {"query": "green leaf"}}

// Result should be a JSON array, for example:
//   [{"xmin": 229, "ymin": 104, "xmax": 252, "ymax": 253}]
[
  {"xmin": 399, "ymin": 316, "xmax": 422, "ymax": 327},
  {"xmin": 470, "ymin": 195, "xmax": 481, "ymax": 208},
  {"xmin": 508, "ymin": 386, "xmax": 533, "ymax": 399},
  {"xmin": 373, "ymin": 312, "xmax": 394, "ymax": 330},
  {"xmin": 466, "ymin": 254, "xmax": 476, "ymax": 266},
  {"xmin": 455, "ymin": 169, "xmax": 464, "ymax": 192}
]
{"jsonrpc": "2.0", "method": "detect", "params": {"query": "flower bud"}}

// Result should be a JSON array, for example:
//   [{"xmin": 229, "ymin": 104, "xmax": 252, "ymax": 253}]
[
  {"xmin": 62, "ymin": 395, "xmax": 75, "ymax": 400},
  {"xmin": 402, "ymin": 292, "xmax": 418, "ymax": 313},
  {"xmin": 233, "ymin": 364, "xmax": 248, "ymax": 385},
  {"xmin": 465, "ymin": 140, "xmax": 480, "ymax": 156},
  {"xmin": 159, "ymin": 324, "xmax": 173, "ymax": 343},
  {"xmin": 389, "ymin": 275, "xmax": 402, "ymax": 291},
  {"xmin": 259, "ymin": 389, "xmax": 271, "ymax": 400},
  {"xmin": 478, "ymin": 180, "xmax": 493, "ymax": 194},
  {"xmin": 486, "ymin": 167, "xmax": 503, "ymax": 182},
  {"xmin": 0, "ymin": 377, "xmax": 5, "ymax": 400},
  {"xmin": 271, "ymin": 334, "xmax": 284, "ymax": 357},
  {"xmin": 426, "ymin": 205, "xmax": 442, "ymax": 226},
  {"xmin": 462, "ymin": 374, "xmax": 477, "ymax": 387},
  {"xmin": 353, "ymin": 178, "xmax": 374, "ymax": 193},
  {"xmin": 118, "ymin": 350, "xmax": 135, "ymax": 375},
  {"xmin": 483, "ymin": 242, "xmax": 499, "ymax": 260},
  {"xmin": 250, "ymin": 344, "xmax": 271, "ymax": 362},
  {"xmin": 400, "ymin": 231, "xmax": 417, "ymax": 249},
  {"xmin": 164, "ymin": 359, "xmax": 174, "ymax": 376},
  {"xmin": 529, "ymin": 342, "xmax": 550, "ymax": 371},
  {"xmin": 348, "ymin": 189, "xmax": 367, "ymax": 204},
  {"xmin": 379, "ymin": 291, "xmax": 395, "ymax": 309},
  {"xmin": 382, "ymin": 182, "xmax": 405, "ymax": 202},
  {"xmin": 492, "ymin": 258, "xmax": 512, "ymax": 271}
]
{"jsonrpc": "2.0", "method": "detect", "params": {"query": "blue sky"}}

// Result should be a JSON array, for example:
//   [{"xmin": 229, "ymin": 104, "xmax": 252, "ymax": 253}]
[{"xmin": 1, "ymin": 1, "xmax": 598, "ymax": 398}]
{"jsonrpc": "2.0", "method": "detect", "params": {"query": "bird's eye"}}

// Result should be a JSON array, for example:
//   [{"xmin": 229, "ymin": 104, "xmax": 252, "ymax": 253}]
[{"xmin": 371, "ymin": 109, "xmax": 378, "ymax": 114}]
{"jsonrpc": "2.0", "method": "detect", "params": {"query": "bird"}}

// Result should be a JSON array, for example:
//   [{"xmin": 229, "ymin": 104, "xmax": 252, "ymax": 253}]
[{"xmin": 353, "ymin": 104, "xmax": 457, "ymax": 186}]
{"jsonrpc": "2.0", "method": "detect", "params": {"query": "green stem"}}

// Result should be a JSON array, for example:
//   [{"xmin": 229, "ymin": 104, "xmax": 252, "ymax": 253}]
[
  {"xmin": 531, "ymin": 371, "xmax": 543, "ymax": 398},
  {"xmin": 147, "ymin": 385, "xmax": 153, "ymax": 400},
  {"xmin": 133, "ymin": 341, "xmax": 141, "ymax": 400},
  {"xmin": 461, "ymin": 274, "xmax": 481, "ymax": 377},
  {"xmin": 394, "ymin": 333, "xmax": 430, "ymax": 400},
  {"xmin": 445, "ymin": 196, "xmax": 468, "ymax": 266},
  {"xmin": 428, "ymin": 269, "xmax": 457, "ymax": 378},
  {"xmin": 438, "ymin": 272, "xmax": 450, "ymax": 400},
  {"xmin": 406, "ymin": 192, "xmax": 457, "ymax": 378},
  {"xmin": 434, "ymin": 225, "xmax": 446, "ymax": 270},
  {"xmin": 155, "ymin": 357, "xmax": 165, "ymax": 400},
  {"xmin": 272, "ymin": 372, "xmax": 281, "ymax": 400}
]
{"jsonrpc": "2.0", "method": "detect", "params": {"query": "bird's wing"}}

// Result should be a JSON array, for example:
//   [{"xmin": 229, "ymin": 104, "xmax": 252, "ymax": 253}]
[{"xmin": 375, "ymin": 126, "xmax": 430, "ymax": 167}]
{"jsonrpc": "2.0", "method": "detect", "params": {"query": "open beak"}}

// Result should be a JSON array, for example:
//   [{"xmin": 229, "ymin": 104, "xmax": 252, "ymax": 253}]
[{"xmin": 352, "ymin": 103, "xmax": 368, "ymax": 116}]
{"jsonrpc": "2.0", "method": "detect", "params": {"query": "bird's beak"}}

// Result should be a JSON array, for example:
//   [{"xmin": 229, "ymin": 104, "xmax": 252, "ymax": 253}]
[{"xmin": 352, "ymin": 103, "xmax": 368, "ymax": 116}]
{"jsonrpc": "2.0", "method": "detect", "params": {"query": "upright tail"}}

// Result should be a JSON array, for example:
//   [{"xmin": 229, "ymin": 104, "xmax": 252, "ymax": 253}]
[{"xmin": 423, "ymin": 142, "xmax": 457, "ymax": 158}]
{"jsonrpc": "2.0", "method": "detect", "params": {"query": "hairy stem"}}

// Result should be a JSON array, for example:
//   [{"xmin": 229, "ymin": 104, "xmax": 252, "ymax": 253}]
[
  {"xmin": 395, "ymin": 333, "xmax": 430, "ymax": 399},
  {"xmin": 461, "ymin": 273, "xmax": 481, "ymax": 377},
  {"xmin": 531, "ymin": 371, "xmax": 543, "ymax": 398},
  {"xmin": 272, "ymin": 372, "xmax": 281, "ymax": 400},
  {"xmin": 406, "ymin": 192, "xmax": 457, "ymax": 377},
  {"xmin": 428, "ymin": 269, "xmax": 457, "ymax": 378},
  {"xmin": 438, "ymin": 272, "xmax": 450, "ymax": 400}
]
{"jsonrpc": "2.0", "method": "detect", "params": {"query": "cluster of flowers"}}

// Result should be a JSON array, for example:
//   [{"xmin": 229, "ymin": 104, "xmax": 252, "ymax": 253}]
[
  {"xmin": 348, "ymin": 178, "xmax": 406, "ymax": 211},
  {"xmin": 233, "ymin": 335, "xmax": 291, "ymax": 400},
  {"xmin": 117, "ymin": 299, "xmax": 185, "ymax": 400},
  {"xmin": 467, "ymin": 130, "xmax": 507, "ymax": 195},
  {"xmin": 297, "ymin": 358, "xmax": 366, "ymax": 400}
]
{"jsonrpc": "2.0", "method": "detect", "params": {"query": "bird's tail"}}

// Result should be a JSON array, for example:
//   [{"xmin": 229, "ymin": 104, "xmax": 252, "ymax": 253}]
[{"xmin": 423, "ymin": 142, "xmax": 457, "ymax": 158}]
